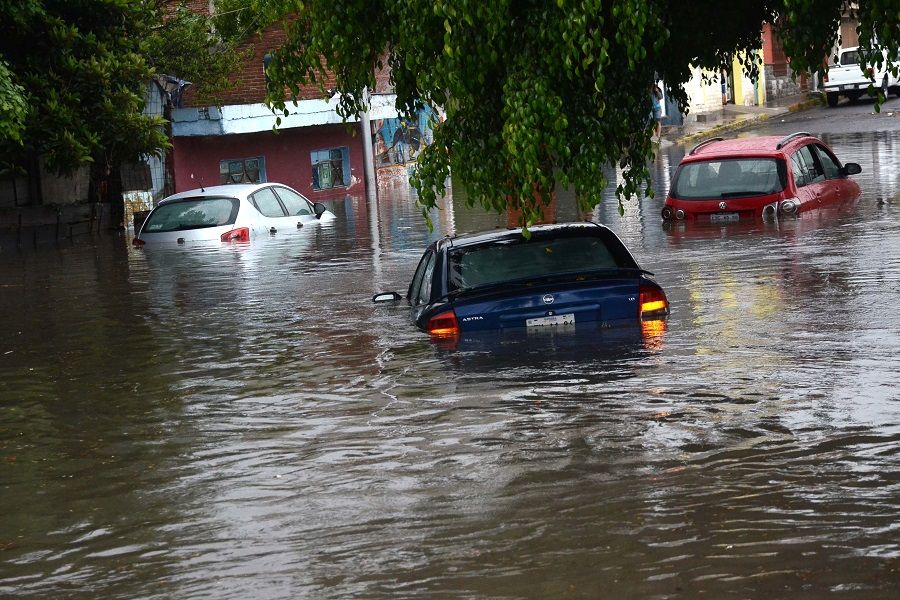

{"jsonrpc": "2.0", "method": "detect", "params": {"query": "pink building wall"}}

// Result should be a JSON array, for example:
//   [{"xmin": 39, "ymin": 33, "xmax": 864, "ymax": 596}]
[{"xmin": 172, "ymin": 124, "xmax": 366, "ymax": 200}]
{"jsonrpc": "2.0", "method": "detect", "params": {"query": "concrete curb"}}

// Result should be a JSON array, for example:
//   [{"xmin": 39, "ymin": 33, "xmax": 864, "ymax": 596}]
[
  {"xmin": 787, "ymin": 97, "xmax": 824, "ymax": 112},
  {"xmin": 672, "ymin": 96, "xmax": 824, "ymax": 146},
  {"xmin": 675, "ymin": 114, "xmax": 769, "ymax": 146}
]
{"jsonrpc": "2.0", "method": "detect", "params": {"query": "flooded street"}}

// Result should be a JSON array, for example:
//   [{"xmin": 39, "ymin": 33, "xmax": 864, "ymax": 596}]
[{"xmin": 2, "ymin": 124, "xmax": 900, "ymax": 598}]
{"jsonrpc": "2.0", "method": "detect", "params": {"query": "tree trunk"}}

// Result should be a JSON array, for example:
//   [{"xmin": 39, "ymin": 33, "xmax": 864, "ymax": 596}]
[
  {"xmin": 104, "ymin": 166, "xmax": 125, "ymax": 230},
  {"xmin": 92, "ymin": 162, "xmax": 125, "ymax": 230}
]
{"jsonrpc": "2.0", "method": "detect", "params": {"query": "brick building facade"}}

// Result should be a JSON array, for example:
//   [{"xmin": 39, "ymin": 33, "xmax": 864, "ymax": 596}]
[
  {"xmin": 169, "ymin": 2, "xmax": 367, "ymax": 200},
  {"xmin": 761, "ymin": 23, "xmax": 810, "ymax": 101}
]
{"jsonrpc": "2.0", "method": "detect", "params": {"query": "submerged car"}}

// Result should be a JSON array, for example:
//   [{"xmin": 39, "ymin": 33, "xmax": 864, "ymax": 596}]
[
  {"xmin": 373, "ymin": 223, "xmax": 669, "ymax": 338},
  {"xmin": 133, "ymin": 183, "xmax": 335, "ymax": 247},
  {"xmin": 662, "ymin": 132, "xmax": 861, "ymax": 224}
]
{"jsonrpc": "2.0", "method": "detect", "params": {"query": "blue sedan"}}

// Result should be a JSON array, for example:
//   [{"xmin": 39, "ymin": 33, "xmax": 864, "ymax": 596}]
[{"xmin": 374, "ymin": 223, "xmax": 669, "ymax": 337}]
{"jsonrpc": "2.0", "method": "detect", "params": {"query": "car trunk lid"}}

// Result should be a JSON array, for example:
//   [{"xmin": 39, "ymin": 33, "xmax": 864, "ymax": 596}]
[{"xmin": 451, "ymin": 277, "xmax": 640, "ymax": 332}]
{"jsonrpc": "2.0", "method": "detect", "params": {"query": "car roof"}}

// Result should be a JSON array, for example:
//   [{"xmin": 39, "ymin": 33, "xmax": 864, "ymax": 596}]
[
  {"xmin": 160, "ymin": 182, "xmax": 278, "ymax": 203},
  {"xmin": 682, "ymin": 134, "xmax": 823, "ymax": 163},
  {"xmin": 441, "ymin": 222, "xmax": 610, "ymax": 251}
]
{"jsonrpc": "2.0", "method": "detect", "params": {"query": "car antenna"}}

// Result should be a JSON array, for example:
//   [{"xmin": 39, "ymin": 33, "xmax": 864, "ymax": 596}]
[{"xmin": 190, "ymin": 172, "xmax": 205, "ymax": 192}]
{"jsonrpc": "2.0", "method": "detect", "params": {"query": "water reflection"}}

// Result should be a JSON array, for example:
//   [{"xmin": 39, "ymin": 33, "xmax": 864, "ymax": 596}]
[
  {"xmin": 426, "ymin": 324, "xmax": 664, "ymax": 382},
  {"xmin": 1, "ymin": 130, "xmax": 899, "ymax": 598}
]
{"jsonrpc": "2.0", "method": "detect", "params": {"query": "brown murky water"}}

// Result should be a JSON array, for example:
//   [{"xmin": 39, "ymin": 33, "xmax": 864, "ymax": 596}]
[{"xmin": 1, "ymin": 130, "xmax": 899, "ymax": 599}]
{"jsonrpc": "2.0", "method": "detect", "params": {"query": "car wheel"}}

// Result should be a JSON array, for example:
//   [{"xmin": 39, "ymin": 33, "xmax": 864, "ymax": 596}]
[
  {"xmin": 826, "ymin": 92, "xmax": 839, "ymax": 107},
  {"xmin": 892, "ymin": 86, "xmax": 900, "ymax": 98}
]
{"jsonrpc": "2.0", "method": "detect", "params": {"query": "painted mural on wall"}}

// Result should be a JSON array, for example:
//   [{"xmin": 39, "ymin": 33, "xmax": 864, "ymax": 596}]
[{"xmin": 373, "ymin": 106, "xmax": 438, "ymax": 169}]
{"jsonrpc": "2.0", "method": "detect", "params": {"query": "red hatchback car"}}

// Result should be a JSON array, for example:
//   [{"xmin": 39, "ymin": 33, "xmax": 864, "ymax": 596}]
[{"xmin": 662, "ymin": 132, "xmax": 862, "ymax": 224}]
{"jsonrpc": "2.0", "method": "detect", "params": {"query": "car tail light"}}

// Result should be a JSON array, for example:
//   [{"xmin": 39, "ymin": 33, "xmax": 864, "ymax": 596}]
[
  {"xmin": 426, "ymin": 310, "xmax": 460, "ymax": 336},
  {"xmin": 639, "ymin": 284, "xmax": 669, "ymax": 319},
  {"xmin": 866, "ymin": 67, "xmax": 874, "ymax": 77},
  {"xmin": 220, "ymin": 227, "xmax": 250, "ymax": 242},
  {"xmin": 132, "ymin": 238, "xmax": 145, "ymax": 247}
]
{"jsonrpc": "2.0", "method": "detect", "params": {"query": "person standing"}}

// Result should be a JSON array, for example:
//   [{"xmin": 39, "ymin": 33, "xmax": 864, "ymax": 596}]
[{"xmin": 650, "ymin": 82, "xmax": 663, "ymax": 142}]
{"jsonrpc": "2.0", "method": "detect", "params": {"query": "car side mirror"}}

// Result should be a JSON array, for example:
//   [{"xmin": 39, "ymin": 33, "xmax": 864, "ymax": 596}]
[
  {"xmin": 842, "ymin": 162, "xmax": 862, "ymax": 176},
  {"xmin": 313, "ymin": 202, "xmax": 327, "ymax": 218},
  {"xmin": 373, "ymin": 291, "xmax": 402, "ymax": 303}
]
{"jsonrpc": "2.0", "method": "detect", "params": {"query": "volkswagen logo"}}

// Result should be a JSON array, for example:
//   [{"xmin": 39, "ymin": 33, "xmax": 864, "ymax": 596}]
[
  {"xmin": 719, "ymin": 201, "xmax": 727, "ymax": 210},
  {"xmin": 542, "ymin": 294, "xmax": 555, "ymax": 304}
]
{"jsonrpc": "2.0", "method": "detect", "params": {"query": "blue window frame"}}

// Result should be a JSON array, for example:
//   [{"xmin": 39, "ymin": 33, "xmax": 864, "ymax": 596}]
[
  {"xmin": 311, "ymin": 147, "xmax": 350, "ymax": 190},
  {"xmin": 220, "ymin": 156, "xmax": 266, "ymax": 185}
]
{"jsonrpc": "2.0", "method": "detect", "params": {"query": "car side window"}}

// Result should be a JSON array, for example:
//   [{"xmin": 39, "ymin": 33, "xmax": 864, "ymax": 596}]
[
  {"xmin": 408, "ymin": 249, "xmax": 435, "ymax": 306},
  {"xmin": 273, "ymin": 186, "xmax": 314, "ymax": 216},
  {"xmin": 791, "ymin": 146, "xmax": 823, "ymax": 187},
  {"xmin": 790, "ymin": 153, "xmax": 807, "ymax": 187},
  {"xmin": 250, "ymin": 187, "xmax": 287, "ymax": 217},
  {"xmin": 417, "ymin": 252, "xmax": 437, "ymax": 306},
  {"xmin": 813, "ymin": 145, "xmax": 842, "ymax": 179}
]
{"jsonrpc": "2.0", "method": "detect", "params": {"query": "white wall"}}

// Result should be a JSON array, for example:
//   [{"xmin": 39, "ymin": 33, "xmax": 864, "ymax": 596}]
[{"xmin": 684, "ymin": 66, "xmax": 725, "ymax": 114}]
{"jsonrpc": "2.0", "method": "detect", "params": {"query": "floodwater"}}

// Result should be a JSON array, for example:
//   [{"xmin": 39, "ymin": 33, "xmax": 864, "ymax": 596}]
[{"xmin": 1, "ymin": 131, "xmax": 899, "ymax": 599}]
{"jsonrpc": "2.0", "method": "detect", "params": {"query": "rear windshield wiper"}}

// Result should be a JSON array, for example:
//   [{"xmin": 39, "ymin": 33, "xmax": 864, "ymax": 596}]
[
  {"xmin": 720, "ymin": 191, "xmax": 767, "ymax": 198},
  {"xmin": 160, "ymin": 223, "xmax": 222, "ymax": 231}
]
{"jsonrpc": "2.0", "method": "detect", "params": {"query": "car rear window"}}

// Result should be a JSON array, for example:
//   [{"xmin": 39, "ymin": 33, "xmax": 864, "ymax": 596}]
[
  {"xmin": 142, "ymin": 197, "xmax": 240, "ymax": 233},
  {"xmin": 839, "ymin": 50, "xmax": 858, "ymax": 66},
  {"xmin": 672, "ymin": 158, "xmax": 787, "ymax": 200},
  {"xmin": 448, "ymin": 234, "xmax": 630, "ymax": 292}
]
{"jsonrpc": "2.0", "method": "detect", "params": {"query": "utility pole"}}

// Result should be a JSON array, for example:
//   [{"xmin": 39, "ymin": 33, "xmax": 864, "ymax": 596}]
[{"xmin": 360, "ymin": 87, "xmax": 378, "ymax": 204}]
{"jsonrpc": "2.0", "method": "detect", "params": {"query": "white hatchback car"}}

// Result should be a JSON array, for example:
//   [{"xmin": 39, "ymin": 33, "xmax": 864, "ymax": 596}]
[{"xmin": 132, "ymin": 183, "xmax": 336, "ymax": 247}]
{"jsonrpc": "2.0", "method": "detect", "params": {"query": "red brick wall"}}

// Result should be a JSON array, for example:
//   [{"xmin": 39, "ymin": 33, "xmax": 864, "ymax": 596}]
[
  {"xmin": 188, "ymin": 0, "xmax": 210, "ymax": 13},
  {"xmin": 165, "ymin": 0, "xmax": 337, "ymax": 107},
  {"xmin": 166, "ymin": 0, "xmax": 209, "ymax": 16},
  {"xmin": 172, "ymin": 125, "xmax": 367, "ymax": 199},
  {"xmin": 762, "ymin": 23, "xmax": 790, "ymax": 77},
  {"xmin": 180, "ymin": 23, "xmax": 335, "ymax": 107},
  {"xmin": 374, "ymin": 52, "xmax": 393, "ymax": 94}
]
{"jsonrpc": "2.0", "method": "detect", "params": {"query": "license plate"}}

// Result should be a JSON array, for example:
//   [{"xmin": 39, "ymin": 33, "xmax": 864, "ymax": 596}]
[
  {"xmin": 709, "ymin": 212, "xmax": 739, "ymax": 223},
  {"xmin": 526, "ymin": 313, "xmax": 575, "ymax": 327},
  {"xmin": 840, "ymin": 85, "xmax": 848, "ymax": 91}
]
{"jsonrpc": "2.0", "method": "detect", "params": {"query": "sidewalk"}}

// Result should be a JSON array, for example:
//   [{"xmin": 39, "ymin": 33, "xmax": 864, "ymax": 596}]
[{"xmin": 662, "ymin": 92, "xmax": 823, "ymax": 145}]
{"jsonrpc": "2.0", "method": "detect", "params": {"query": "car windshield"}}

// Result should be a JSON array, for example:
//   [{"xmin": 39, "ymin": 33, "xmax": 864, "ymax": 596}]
[
  {"xmin": 672, "ymin": 158, "xmax": 787, "ymax": 200},
  {"xmin": 142, "ymin": 197, "xmax": 240, "ymax": 233},
  {"xmin": 839, "ymin": 50, "xmax": 859, "ymax": 66},
  {"xmin": 448, "ymin": 234, "xmax": 629, "ymax": 292}
]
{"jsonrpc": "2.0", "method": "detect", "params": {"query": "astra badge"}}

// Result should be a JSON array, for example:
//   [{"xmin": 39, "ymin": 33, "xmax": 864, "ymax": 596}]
[
  {"xmin": 719, "ymin": 201, "xmax": 727, "ymax": 210},
  {"xmin": 542, "ymin": 294, "xmax": 555, "ymax": 304}
]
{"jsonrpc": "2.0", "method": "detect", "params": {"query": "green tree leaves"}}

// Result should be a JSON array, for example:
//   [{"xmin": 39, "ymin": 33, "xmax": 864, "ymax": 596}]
[
  {"xmin": 249, "ymin": 1, "xmax": 900, "ymax": 228},
  {"xmin": 0, "ymin": 60, "xmax": 27, "ymax": 146},
  {"xmin": 1, "ymin": 1, "xmax": 158, "ymax": 173},
  {"xmin": 0, "ymin": 0, "xmax": 241, "ymax": 177},
  {"xmin": 144, "ymin": 3, "xmax": 246, "ymax": 107}
]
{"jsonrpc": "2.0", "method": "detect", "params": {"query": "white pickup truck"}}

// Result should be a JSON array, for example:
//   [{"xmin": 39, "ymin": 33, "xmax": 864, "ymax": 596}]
[{"xmin": 823, "ymin": 46, "xmax": 900, "ymax": 107}]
